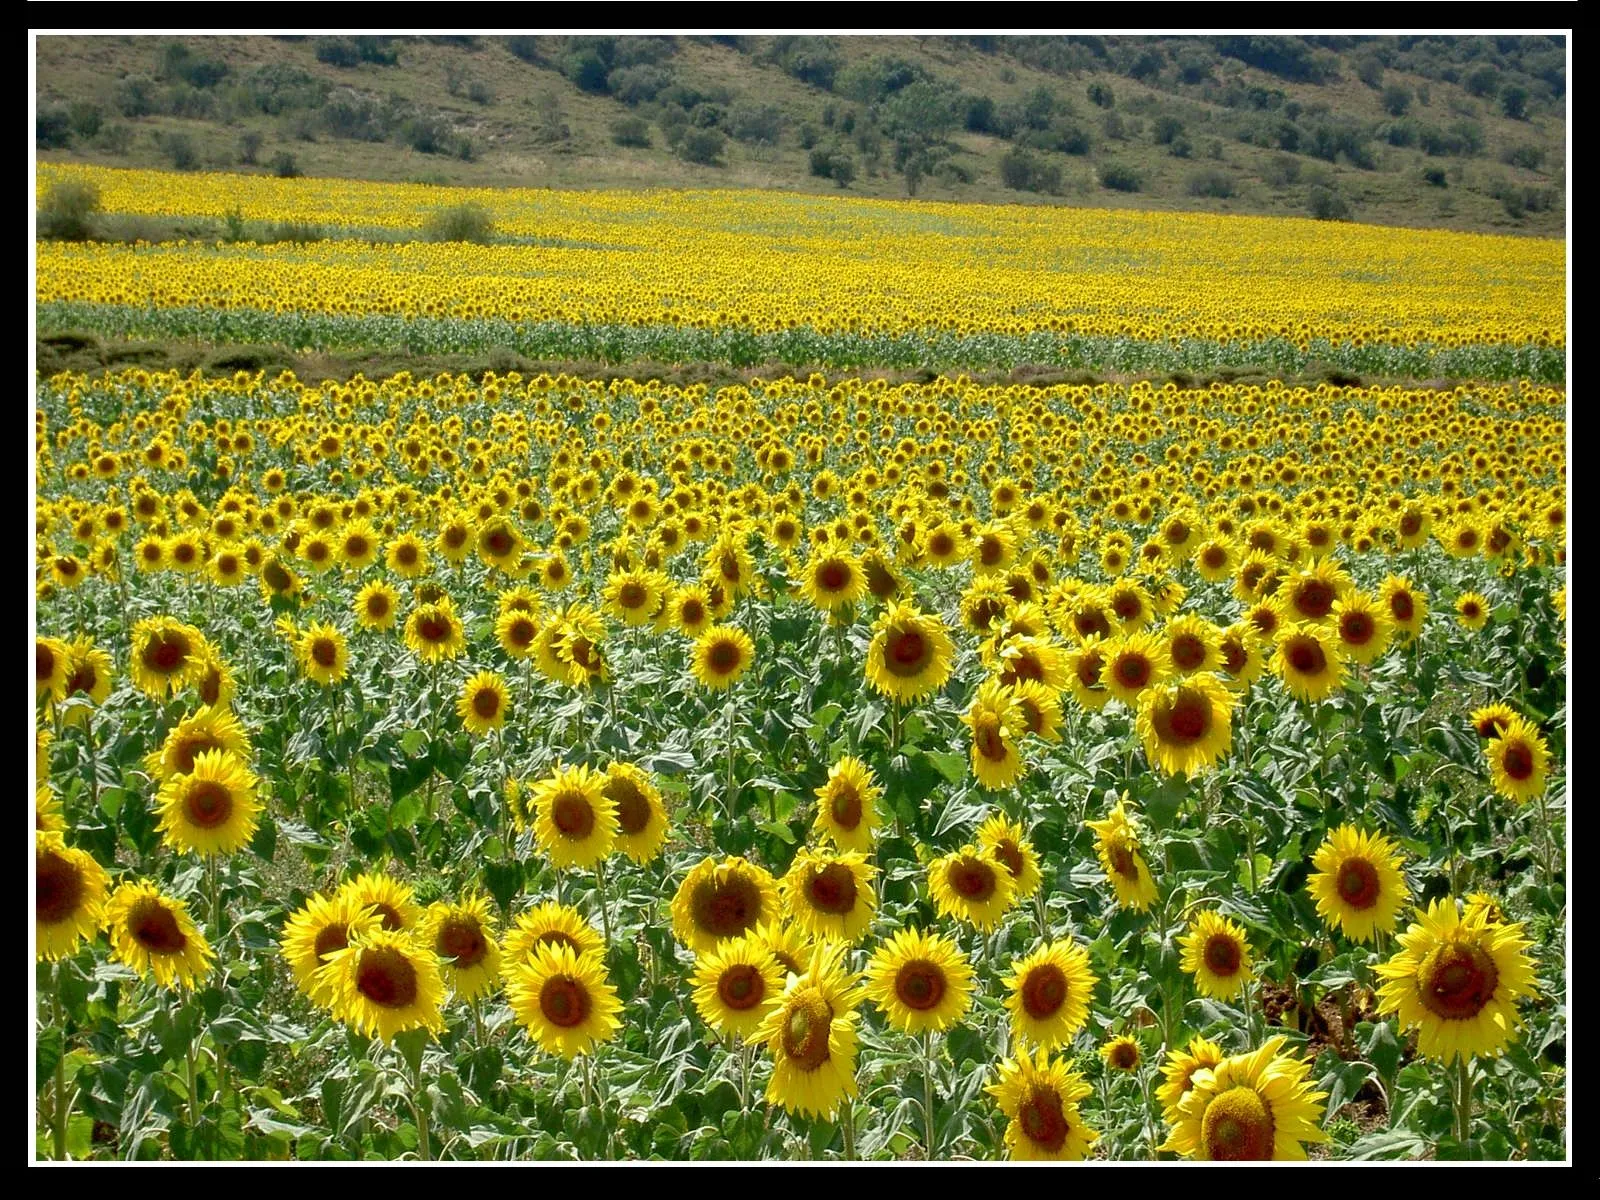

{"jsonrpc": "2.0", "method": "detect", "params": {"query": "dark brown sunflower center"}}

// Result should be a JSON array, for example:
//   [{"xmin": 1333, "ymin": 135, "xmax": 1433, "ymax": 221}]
[
  {"xmin": 372, "ymin": 903, "xmax": 405, "ymax": 932},
  {"xmin": 1114, "ymin": 654, "xmax": 1151, "ymax": 689},
  {"xmin": 865, "ymin": 559, "xmax": 897, "ymax": 598},
  {"xmin": 263, "ymin": 562, "xmax": 292, "ymax": 591},
  {"xmin": 1340, "ymin": 613, "xmax": 1374, "ymax": 644},
  {"xmin": 1202, "ymin": 1085, "xmax": 1275, "ymax": 1161},
  {"xmin": 471, "ymin": 688, "xmax": 502, "ymax": 719},
  {"xmin": 691, "ymin": 875, "xmax": 763, "ymax": 940},
  {"xmin": 1336, "ymin": 859, "xmax": 1381, "ymax": 909},
  {"xmin": 1221, "ymin": 639, "xmax": 1248, "ymax": 675},
  {"xmin": 894, "ymin": 960, "xmax": 947, "ymax": 1011},
  {"xmin": 970, "ymin": 597, "xmax": 1005, "ymax": 630},
  {"xmin": 1421, "ymin": 943, "xmax": 1500, "ymax": 1021},
  {"xmin": 618, "ymin": 582, "xmax": 647, "ymax": 609},
  {"xmin": 304, "ymin": 542, "xmax": 329, "ymax": 563},
  {"xmin": 143, "ymin": 633, "xmax": 191, "ymax": 675},
  {"xmin": 37, "ymin": 849, "xmax": 85, "ymax": 924},
  {"xmin": 355, "ymin": 946, "xmax": 419, "ymax": 1008},
  {"xmin": 1109, "ymin": 844, "xmax": 1140, "ymax": 882},
  {"xmin": 184, "ymin": 779, "xmax": 234, "ymax": 829},
  {"xmin": 805, "ymin": 863, "xmax": 859, "ymax": 915},
  {"xmin": 1502, "ymin": 742, "xmax": 1535, "ymax": 781},
  {"xmin": 1161, "ymin": 694, "xmax": 1209, "ymax": 743},
  {"xmin": 312, "ymin": 922, "xmax": 351, "ymax": 961},
  {"xmin": 604, "ymin": 777, "xmax": 649, "ymax": 835},
  {"xmin": 950, "ymin": 857, "xmax": 997, "ymax": 901},
  {"xmin": 884, "ymin": 629, "xmax": 930, "ymax": 677},
  {"xmin": 416, "ymin": 616, "xmax": 448, "ymax": 642},
  {"xmin": 539, "ymin": 976, "xmax": 591, "ymax": 1027},
  {"xmin": 1293, "ymin": 581, "xmax": 1335, "ymax": 620},
  {"xmin": 1399, "ymin": 513, "xmax": 1423, "ymax": 537},
  {"xmin": 780, "ymin": 992, "xmax": 833, "ymax": 1071},
  {"xmin": 552, "ymin": 793, "xmax": 595, "ymax": 838},
  {"xmin": 129, "ymin": 898, "xmax": 188, "ymax": 954},
  {"xmin": 1203, "ymin": 547, "xmax": 1227, "ymax": 569},
  {"xmin": 707, "ymin": 640, "xmax": 741, "ymax": 674},
  {"xmin": 680, "ymin": 599, "xmax": 706, "ymax": 626},
  {"xmin": 719, "ymin": 552, "xmax": 741, "ymax": 583},
  {"xmin": 311, "ymin": 638, "xmax": 339, "ymax": 668},
  {"xmin": 1171, "ymin": 635, "xmax": 1207, "ymax": 671},
  {"xmin": 535, "ymin": 931, "xmax": 583, "ymax": 956},
  {"xmin": 817, "ymin": 562, "xmax": 850, "ymax": 591},
  {"xmin": 828, "ymin": 782, "xmax": 862, "ymax": 829},
  {"xmin": 929, "ymin": 533, "xmax": 954, "ymax": 557},
  {"xmin": 979, "ymin": 536, "xmax": 1004, "ymax": 565},
  {"xmin": 718, "ymin": 963, "xmax": 766, "ymax": 1011},
  {"xmin": 367, "ymin": 594, "xmax": 392, "ymax": 618},
  {"xmin": 484, "ymin": 530, "xmax": 513, "ymax": 557},
  {"xmin": 1108, "ymin": 1041, "xmax": 1139, "ymax": 1069},
  {"xmin": 1461, "ymin": 601, "xmax": 1482, "ymax": 619},
  {"xmin": 1204, "ymin": 934, "xmax": 1242, "ymax": 976},
  {"xmin": 1074, "ymin": 609, "xmax": 1112, "ymax": 640},
  {"xmin": 345, "ymin": 535, "xmax": 371, "ymax": 559},
  {"xmin": 396, "ymin": 544, "xmax": 419, "ymax": 565},
  {"xmin": 973, "ymin": 717, "xmax": 1009, "ymax": 763},
  {"xmin": 437, "ymin": 918, "xmax": 488, "ymax": 968},
  {"xmin": 1287, "ymin": 639, "xmax": 1326, "ymax": 676},
  {"xmin": 1021, "ymin": 963, "xmax": 1068, "ymax": 1019},
  {"xmin": 1017, "ymin": 1086, "xmax": 1069, "ymax": 1153}
]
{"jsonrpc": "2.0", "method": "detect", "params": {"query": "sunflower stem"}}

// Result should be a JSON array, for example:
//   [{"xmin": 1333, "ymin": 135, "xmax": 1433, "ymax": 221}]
[
  {"xmin": 922, "ymin": 1030, "xmax": 939, "ymax": 1161},
  {"xmin": 839, "ymin": 1099, "xmax": 856, "ymax": 1161},
  {"xmin": 51, "ymin": 963, "xmax": 71, "ymax": 1161},
  {"xmin": 724, "ymin": 688, "xmax": 738, "ymax": 819},
  {"xmin": 594, "ymin": 861, "xmax": 614, "ymax": 947},
  {"xmin": 1452, "ymin": 1056, "xmax": 1473, "ymax": 1153},
  {"xmin": 80, "ymin": 712, "xmax": 100, "ymax": 814},
  {"xmin": 737, "ymin": 1038, "xmax": 755, "ymax": 1113},
  {"xmin": 206, "ymin": 854, "xmax": 222, "ymax": 947}
]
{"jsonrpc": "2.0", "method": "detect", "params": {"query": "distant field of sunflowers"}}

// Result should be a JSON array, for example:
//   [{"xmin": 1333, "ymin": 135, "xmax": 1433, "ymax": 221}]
[{"xmin": 35, "ymin": 165, "xmax": 1566, "ymax": 1164}]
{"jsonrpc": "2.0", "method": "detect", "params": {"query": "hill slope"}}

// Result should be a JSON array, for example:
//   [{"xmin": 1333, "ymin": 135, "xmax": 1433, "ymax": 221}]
[{"xmin": 36, "ymin": 33, "xmax": 1566, "ymax": 236}]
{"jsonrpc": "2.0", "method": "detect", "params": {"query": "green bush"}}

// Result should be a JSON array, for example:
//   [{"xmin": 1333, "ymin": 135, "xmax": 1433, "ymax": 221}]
[
  {"xmin": 1501, "ymin": 143, "xmax": 1546, "ymax": 171},
  {"xmin": 679, "ymin": 128, "xmax": 726, "ymax": 165},
  {"xmin": 36, "ymin": 105, "xmax": 72, "ymax": 149},
  {"xmin": 424, "ymin": 203, "xmax": 495, "ymax": 244},
  {"xmin": 1099, "ymin": 161, "xmax": 1142, "ymax": 192},
  {"xmin": 1307, "ymin": 184, "xmax": 1352, "ymax": 221},
  {"xmin": 38, "ymin": 179, "xmax": 101, "ymax": 241},
  {"xmin": 271, "ymin": 151, "xmax": 301, "ymax": 179},
  {"xmin": 610, "ymin": 116, "xmax": 652, "ymax": 148},
  {"xmin": 156, "ymin": 131, "xmax": 199, "ymax": 170},
  {"xmin": 1186, "ymin": 167, "xmax": 1235, "ymax": 198}
]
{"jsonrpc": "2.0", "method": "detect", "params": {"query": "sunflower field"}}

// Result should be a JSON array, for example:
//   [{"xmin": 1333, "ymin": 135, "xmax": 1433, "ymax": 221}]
[{"xmin": 33, "ymin": 166, "xmax": 1568, "ymax": 1164}]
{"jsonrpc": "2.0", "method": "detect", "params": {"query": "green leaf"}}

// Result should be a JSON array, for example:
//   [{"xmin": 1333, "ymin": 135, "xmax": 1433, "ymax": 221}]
[
  {"xmin": 394, "ymin": 1028, "xmax": 429, "ymax": 1079},
  {"xmin": 250, "ymin": 814, "xmax": 278, "ymax": 862},
  {"xmin": 755, "ymin": 819, "xmax": 797, "ymax": 845},
  {"xmin": 482, "ymin": 859, "xmax": 523, "ymax": 912},
  {"xmin": 36, "ymin": 1026, "xmax": 63, "ymax": 1092}
]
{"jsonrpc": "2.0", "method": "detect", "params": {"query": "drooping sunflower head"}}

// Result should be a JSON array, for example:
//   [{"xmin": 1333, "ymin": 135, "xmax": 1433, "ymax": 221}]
[
  {"xmin": 751, "ymin": 942, "xmax": 863, "ymax": 1121},
  {"xmin": 1156, "ymin": 1036, "xmax": 1226, "ymax": 1123},
  {"xmin": 671, "ymin": 856, "xmax": 782, "ymax": 955},
  {"xmin": 130, "ymin": 617, "xmax": 207, "ymax": 699},
  {"xmin": 976, "ymin": 813, "xmax": 1042, "ymax": 901},
  {"xmin": 145, "ymin": 706, "xmax": 252, "ymax": 782},
  {"xmin": 335, "ymin": 872, "xmax": 421, "ymax": 936},
  {"xmin": 862, "ymin": 926, "xmax": 975, "ymax": 1035},
  {"xmin": 1101, "ymin": 1033, "xmax": 1143, "ymax": 1072},
  {"xmin": 812, "ymin": 755, "xmax": 883, "ymax": 853},
  {"xmin": 604, "ymin": 761, "xmax": 669, "ymax": 863},
  {"xmin": 928, "ymin": 845, "xmax": 1017, "ymax": 932},
  {"xmin": 1307, "ymin": 825, "xmax": 1410, "ymax": 944},
  {"xmin": 962, "ymin": 679, "xmax": 1028, "ymax": 790},
  {"xmin": 1003, "ymin": 940, "xmax": 1098, "ymax": 1050}
]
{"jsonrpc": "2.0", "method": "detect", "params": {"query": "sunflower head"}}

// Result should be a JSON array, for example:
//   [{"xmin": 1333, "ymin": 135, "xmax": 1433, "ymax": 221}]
[
  {"xmin": 280, "ymin": 891, "xmax": 384, "ymax": 1004},
  {"xmin": 156, "ymin": 748, "xmax": 261, "ymax": 858},
  {"xmin": 691, "ymin": 624, "xmax": 755, "ymax": 691},
  {"xmin": 781, "ymin": 847, "xmax": 877, "ymax": 944},
  {"xmin": 604, "ymin": 762, "xmax": 669, "ymax": 863},
  {"xmin": 103, "ymin": 880, "xmax": 215, "ymax": 990},
  {"xmin": 672, "ymin": 856, "xmax": 782, "ymax": 954},
  {"xmin": 751, "ymin": 942, "xmax": 863, "ymax": 1120},
  {"xmin": 1307, "ymin": 825, "xmax": 1410, "ymax": 943},
  {"xmin": 531, "ymin": 763, "xmax": 618, "ymax": 871},
  {"xmin": 318, "ymin": 927, "xmax": 447, "ymax": 1044},
  {"xmin": 862, "ymin": 927, "xmax": 975, "ymax": 1035},
  {"xmin": 1004, "ymin": 940, "xmax": 1098, "ymax": 1050},
  {"xmin": 421, "ymin": 893, "xmax": 503, "ymax": 1002},
  {"xmin": 928, "ymin": 845, "xmax": 1017, "ymax": 932},
  {"xmin": 1135, "ymin": 673, "xmax": 1234, "ymax": 778},
  {"xmin": 690, "ymin": 934, "xmax": 785, "ymax": 1041},
  {"xmin": 986, "ymin": 1044, "xmax": 1098, "ymax": 1161},
  {"xmin": 1484, "ymin": 716, "xmax": 1551, "ymax": 804},
  {"xmin": 865, "ymin": 602, "xmax": 955, "ymax": 705},
  {"xmin": 37, "ymin": 831, "xmax": 110, "ymax": 961},
  {"xmin": 506, "ymin": 941, "xmax": 623, "ymax": 1059},
  {"xmin": 812, "ymin": 755, "xmax": 883, "ymax": 852},
  {"xmin": 1162, "ymin": 1037, "xmax": 1329, "ymax": 1160},
  {"xmin": 1178, "ymin": 910, "xmax": 1253, "ymax": 1001}
]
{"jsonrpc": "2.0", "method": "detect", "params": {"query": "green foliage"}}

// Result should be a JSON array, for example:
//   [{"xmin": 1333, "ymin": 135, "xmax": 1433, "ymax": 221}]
[
  {"xmin": 610, "ymin": 116, "xmax": 652, "ymax": 149},
  {"xmin": 38, "ymin": 178, "xmax": 101, "ymax": 241},
  {"xmin": 998, "ymin": 148, "xmax": 1062, "ymax": 194},
  {"xmin": 1098, "ymin": 161, "xmax": 1143, "ymax": 192},
  {"xmin": 1186, "ymin": 167, "xmax": 1235, "ymax": 199},
  {"xmin": 422, "ymin": 203, "xmax": 495, "ymax": 245},
  {"xmin": 678, "ymin": 128, "xmax": 726, "ymax": 166}
]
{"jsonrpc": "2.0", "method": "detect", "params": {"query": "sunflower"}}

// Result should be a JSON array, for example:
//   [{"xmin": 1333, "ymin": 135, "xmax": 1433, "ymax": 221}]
[
  {"xmin": 863, "ymin": 927, "xmax": 975, "ymax": 1035},
  {"xmin": 751, "ymin": 941, "xmax": 863, "ymax": 1121},
  {"xmin": 457, "ymin": 670, "xmax": 511, "ymax": 736},
  {"xmin": 145, "ymin": 706, "xmax": 252, "ymax": 782},
  {"xmin": 1484, "ymin": 716, "xmax": 1551, "ymax": 804},
  {"xmin": 319, "ymin": 927, "xmax": 447, "ymax": 1043},
  {"xmin": 1470, "ymin": 702, "xmax": 1521, "ymax": 740},
  {"xmin": 691, "ymin": 934, "xmax": 785, "ymax": 1040},
  {"xmin": 257, "ymin": 552, "xmax": 303, "ymax": 603},
  {"xmin": 922, "ymin": 521, "xmax": 969, "ymax": 568},
  {"xmin": 1106, "ymin": 578, "xmax": 1156, "ymax": 632},
  {"xmin": 386, "ymin": 532, "xmax": 431, "ymax": 578},
  {"xmin": 530, "ymin": 763, "xmax": 617, "ymax": 871},
  {"xmin": 336, "ymin": 872, "xmax": 421, "ymax": 934},
  {"xmin": 36, "ymin": 831, "xmax": 110, "ymax": 961},
  {"xmin": 1065, "ymin": 637, "xmax": 1112, "ymax": 711},
  {"xmin": 56, "ymin": 638, "xmax": 113, "ymax": 721},
  {"xmin": 36, "ymin": 785, "xmax": 65, "ymax": 833},
  {"xmin": 280, "ymin": 891, "xmax": 384, "ymax": 1005},
  {"xmin": 504, "ymin": 902, "xmax": 605, "ymax": 967},
  {"xmin": 971, "ymin": 523, "xmax": 1018, "ymax": 576},
  {"xmin": 1100, "ymin": 630, "xmax": 1169, "ymax": 706},
  {"xmin": 963, "ymin": 679, "xmax": 1027, "ymax": 789},
  {"xmin": 961, "ymin": 575, "xmax": 1013, "ymax": 635},
  {"xmin": 1330, "ymin": 591, "xmax": 1393, "ymax": 666},
  {"xmin": 928, "ymin": 845, "xmax": 1017, "ymax": 931},
  {"xmin": 991, "ymin": 634, "xmax": 1069, "ymax": 691},
  {"xmin": 692, "ymin": 624, "xmax": 755, "ymax": 690},
  {"xmin": 799, "ymin": 548, "xmax": 865, "ymax": 613},
  {"xmin": 495, "ymin": 607, "xmax": 542, "ymax": 658},
  {"xmin": 1162, "ymin": 613, "xmax": 1222, "ymax": 677},
  {"xmin": 976, "ymin": 814, "xmax": 1043, "ymax": 902},
  {"xmin": 1375, "ymin": 575, "xmax": 1426, "ymax": 642},
  {"xmin": 1193, "ymin": 538, "xmax": 1237, "ymax": 583},
  {"xmin": 103, "ymin": 880, "xmax": 214, "ymax": 990},
  {"xmin": 783, "ymin": 844, "xmax": 881, "ymax": 948},
  {"xmin": 750, "ymin": 918, "xmax": 813, "ymax": 980},
  {"xmin": 1272, "ymin": 624, "xmax": 1346, "ymax": 703},
  {"xmin": 1161, "ymin": 1036, "xmax": 1328, "ymax": 1160},
  {"xmin": 156, "ymin": 748, "xmax": 261, "ymax": 857},
  {"xmin": 1008, "ymin": 678, "xmax": 1063, "ymax": 743},
  {"xmin": 604, "ymin": 761, "xmax": 670, "ymax": 863},
  {"xmin": 1178, "ymin": 910, "xmax": 1253, "ymax": 1001},
  {"xmin": 671, "ymin": 856, "xmax": 783, "ymax": 954},
  {"xmin": 1280, "ymin": 560, "xmax": 1351, "ymax": 624},
  {"xmin": 297, "ymin": 622, "xmax": 349, "ymax": 686},
  {"xmin": 1216, "ymin": 622, "xmax": 1266, "ymax": 692},
  {"xmin": 812, "ymin": 755, "xmax": 883, "ymax": 853},
  {"xmin": 1156, "ymin": 1036, "xmax": 1225, "ymax": 1123},
  {"xmin": 506, "ymin": 941, "xmax": 623, "ymax": 1059},
  {"xmin": 476, "ymin": 517, "xmax": 524, "ymax": 573},
  {"xmin": 987, "ymin": 1045, "xmax": 1098, "ymax": 1161},
  {"xmin": 1102, "ymin": 1034, "xmax": 1142, "ymax": 1072},
  {"xmin": 338, "ymin": 518, "xmax": 381, "ymax": 572},
  {"xmin": 420, "ymin": 893, "xmax": 502, "ymax": 1002},
  {"xmin": 1307, "ymin": 825, "xmax": 1410, "ymax": 944},
  {"xmin": 668, "ymin": 584, "xmax": 714, "ymax": 638},
  {"xmin": 864, "ymin": 601, "xmax": 954, "ymax": 704},
  {"xmin": 1136, "ymin": 673, "xmax": 1234, "ymax": 777},
  {"xmin": 603, "ymin": 567, "xmax": 665, "ymax": 627},
  {"xmin": 1456, "ymin": 591, "xmax": 1491, "ymax": 632},
  {"xmin": 404, "ymin": 598, "xmax": 466, "ymax": 664},
  {"xmin": 129, "ymin": 617, "xmax": 207, "ymax": 699},
  {"xmin": 556, "ymin": 606, "xmax": 609, "ymax": 688},
  {"xmin": 354, "ymin": 581, "xmax": 400, "ymax": 632},
  {"xmin": 1003, "ymin": 940, "xmax": 1098, "ymax": 1049}
]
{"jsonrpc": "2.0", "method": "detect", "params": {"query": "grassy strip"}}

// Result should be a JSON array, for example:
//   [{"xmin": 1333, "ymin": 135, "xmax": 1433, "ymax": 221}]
[{"xmin": 37, "ymin": 301, "xmax": 1565, "ymax": 383}]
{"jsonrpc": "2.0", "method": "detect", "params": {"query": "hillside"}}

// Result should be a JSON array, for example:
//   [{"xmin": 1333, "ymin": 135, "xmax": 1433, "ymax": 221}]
[{"xmin": 36, "ymin": 33, "xmax": 1566, "ymax": 236}]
